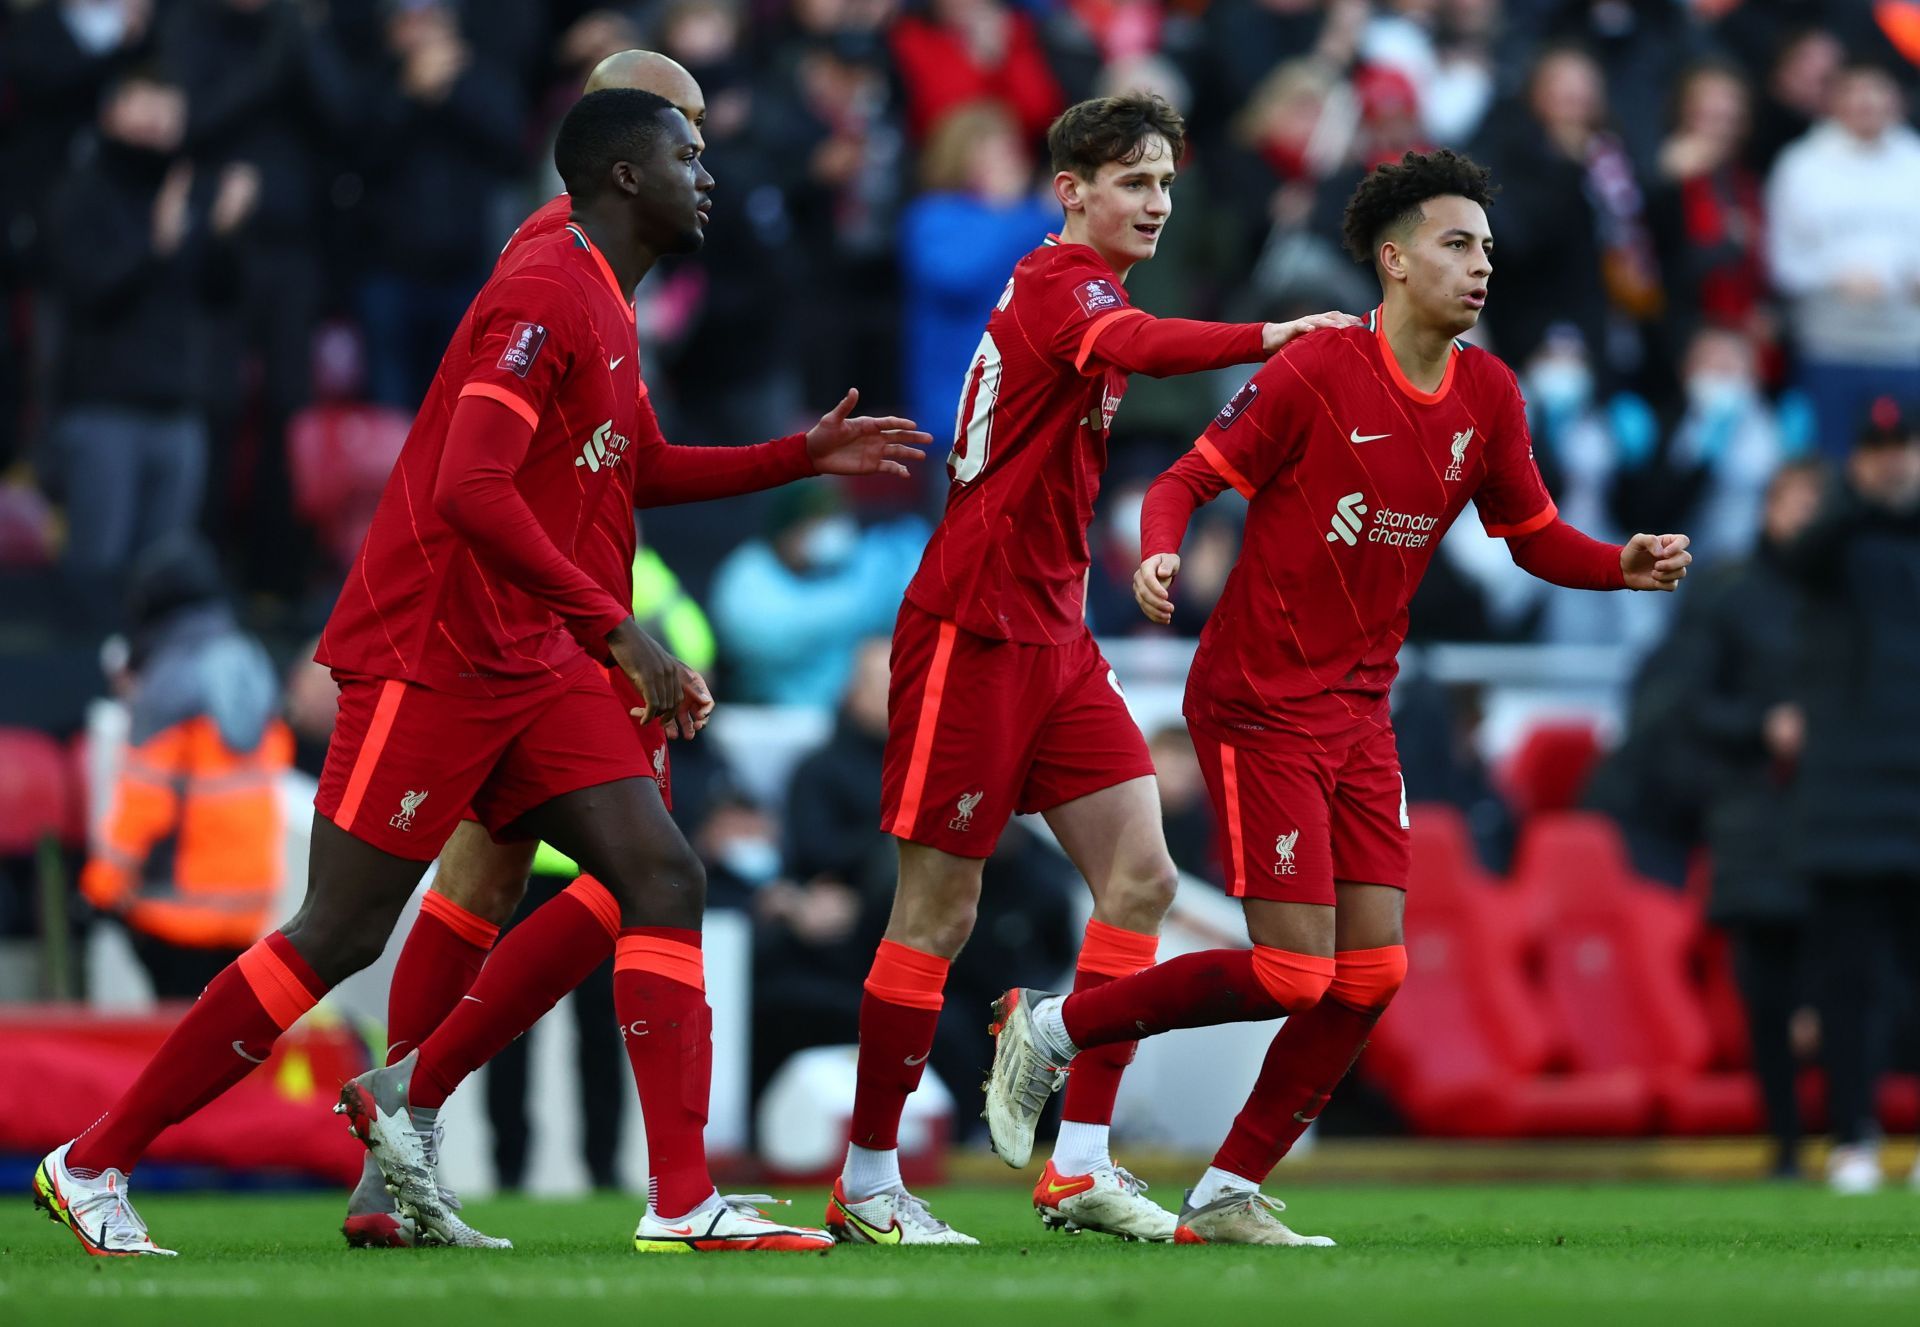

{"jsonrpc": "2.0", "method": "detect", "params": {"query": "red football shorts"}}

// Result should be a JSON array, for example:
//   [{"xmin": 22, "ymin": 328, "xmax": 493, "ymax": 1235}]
[
  {"xmin": 315, "ymin": 663, "xmax": 653, "ymax": 861},
  {"xmin": 880, "ymin": 601, "xmax": 1155, "ymax": 858},
  {"xmin": 1189, "ymin": 723, "xmax": 1410, "ymax": 906},
  {"xmin": 606, "ymin": 666, "xmax": 672, "ymax": 809}
]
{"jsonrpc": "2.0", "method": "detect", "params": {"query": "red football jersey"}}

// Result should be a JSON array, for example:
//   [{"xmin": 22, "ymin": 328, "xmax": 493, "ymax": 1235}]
[
  {"xmin": 1182, "ymin": 308, "xmax": 1555, "ymax": 749},
  {"xmin": 905, "ymin": 237, "xmax": 1145, "ymax": 643},
  {"xmin": 319, "ymin": 222, "xmax": 645, "ymax": 696}
]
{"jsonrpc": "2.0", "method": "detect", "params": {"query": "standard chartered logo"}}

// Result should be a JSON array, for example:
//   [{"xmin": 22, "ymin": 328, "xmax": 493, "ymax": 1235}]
[
  {"xmin": 1326, "ymin": 492, "xmax": 1439, "ymax": 549},
  {"xmin": 1326, "ymin": 492, "xmax": 1368, "ymax": 545}
]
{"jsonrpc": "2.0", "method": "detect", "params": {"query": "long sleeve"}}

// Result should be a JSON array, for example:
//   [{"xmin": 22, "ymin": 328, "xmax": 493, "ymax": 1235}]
[
  {"xmin": 628, "ymin": 395, "xmax": 815, "ymax": 508},
  {"xmin": 432, "ymin": 394, "xmax": 632, "ymax": 640},
  {"xmin": 81, "ymin": 727, "xmax": 188, "ymax": 912},
  {"xmin": 1504, "ymin": 518, "xmax": 1626, "ymax": 590},
  {"xmin": 1141, "ymin": 448, "xmax": 1232, "ymax": 557},
  {"xmin": 1082, "ymin": 313, "xmax": 1267, "ymax": 378}
]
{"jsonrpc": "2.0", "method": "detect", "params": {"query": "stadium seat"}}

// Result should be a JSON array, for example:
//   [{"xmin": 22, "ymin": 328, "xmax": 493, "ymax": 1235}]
[
  {"xmin": 1500, "ymin": 719, "xmax": 1603, "ymax": 820},
  {"xmin": 0, "ymin": 726, "xmax": 75, "ymax": 856},
  {"xmin": 288, "ymin": 402, "xmax": 412, "ymax": 569}
]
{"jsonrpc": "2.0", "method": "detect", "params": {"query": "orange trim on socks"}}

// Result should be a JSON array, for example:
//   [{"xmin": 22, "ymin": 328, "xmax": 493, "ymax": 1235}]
[
  {"xmin": 236, "ymin": 939, "xmax": 320, "ymax": 1031},
  {"xmin": 614, "ymin": 932, "xmax": 704, "ymax": 992},
  {"xmin": 1076, "ymin": 918, "xmax": 1158, "ymax": 978},
  {"xmin": 1328, "ymin": 945, "xmax": 1407, "ymax": 1012},
  {"xmin": 419, "ymin": 889, "xmax": 501, "ymax": 949},
  {"xmin": 863, "ymin": 939, "xmax": 949, "ymax": 1011},
  {"xmin": 564, "ymin": 875, "xmax": 621, "ymax": 939},
  {"xmin": 1249, "ymin": 946, "xmax": 1335, "ymax": 1013}
]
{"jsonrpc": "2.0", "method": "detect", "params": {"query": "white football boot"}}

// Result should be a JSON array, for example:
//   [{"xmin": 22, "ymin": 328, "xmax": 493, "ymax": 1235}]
[
  {"xmin": 1174, "ymin": 1188, "xmax": 1336, "ymax": 1247},
  {"xmin": 32, "ymin": 1141, "xmax": 176, "ymax": 1257},
  {"xmin": 984, "ymin": 988, "xmax": 1068, "ymax": 1167},
  {"xmin": 633, "ymin": 1193, "xmax": 835, "ymax": 1252},
  {"xmin": 1032, "ymin": 1160, "xmax": 1176, "ymax": 1241},
  {"xmin": 824, "ymin": 1178, "xmax": 978, "ymax": 1245}
]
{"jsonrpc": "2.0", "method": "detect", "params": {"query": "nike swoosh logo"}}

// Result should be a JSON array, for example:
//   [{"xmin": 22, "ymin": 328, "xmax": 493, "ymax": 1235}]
[
  {"xmin": 1045, "ymin": 1180, "xmax": 1089, "ymax": 1196},
  {"xmin": 846, "ymin": 1209, "xmax": 903, "ymax": 1244},
  {"xmin": 609, "ymin": 356, "xmax": 625, "ymax": 371},
  {"xmin": 660, "ymin": 1223, "xmax": 695, "ymax": 1236},
  {"xmin": 1293, "ymin": 1110, "xmax": 1320, "ymax": 1123},
  {"xmin": 461, "ymin": 996, "xmax": 483, "ymax": 1004},
  {"xmin": 1348, "ymin": 429, "xmax": 1390, "ymax": 444},
  {"xmin": 232, "ymin": 1041, "xmax": 268, "ymax": 1064},
  {"xmin": 904, "ymin": 1051, "xmax": 930, "ymax": 1066}
]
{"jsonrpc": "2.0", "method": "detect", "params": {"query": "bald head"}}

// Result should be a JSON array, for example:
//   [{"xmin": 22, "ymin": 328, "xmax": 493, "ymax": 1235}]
[{"xmin": 585, "ymin": 50, "xmax": 706, "ymax": 151}]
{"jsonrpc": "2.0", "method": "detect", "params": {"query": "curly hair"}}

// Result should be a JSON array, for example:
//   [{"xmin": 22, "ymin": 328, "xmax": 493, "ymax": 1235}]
[
  {"xmin": 1048, "ymin": 92, "xmax": 1186, "ymax": 180},
  {"xmin": 1340, "ymin": 148, "xmax": 1497, "ymax": 267}
]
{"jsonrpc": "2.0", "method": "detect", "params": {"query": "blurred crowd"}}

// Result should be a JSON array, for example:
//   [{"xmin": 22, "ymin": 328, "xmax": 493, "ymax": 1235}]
[{"xmin": 5, "ymin": 0, "xmax": 1920, "ymax": 1167}]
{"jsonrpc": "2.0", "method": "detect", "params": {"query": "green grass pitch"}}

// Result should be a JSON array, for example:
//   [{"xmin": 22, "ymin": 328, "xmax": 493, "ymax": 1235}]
[{"xmin": 5, "ymin": 1181, "xmax": 1918, "ymax": 1325}]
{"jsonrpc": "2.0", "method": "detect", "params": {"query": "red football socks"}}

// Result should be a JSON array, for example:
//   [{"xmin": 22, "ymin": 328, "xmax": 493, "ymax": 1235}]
[
  {"xmin": 848, "ymin": 940, "xmax": 948, "ymax": 1150},
  {"xmin": 1210, "ymin": 946, "xmax": 1407, "ymax": 1182},
  {"xmin": 614, "ymin": 926, "xmax": 713, "ymax": 1219},
  {"xmin": 386, "ymin": 890, "xmax": 499, "ymax": 1066},
  {"xmin": 68, "ymin": 931, "xmax": 327, "ymax": 1174},
  {"xmin": 1061, "ymin": 947, "xmax": 1328, "ymax": 1048},
  {"xmin": 409, "ymin": 876, "xmax": 618, "ymax": 1109},
  {"xmin": 1059, "ymin": 920, "xmax": 1157, "ymax": 1125}
]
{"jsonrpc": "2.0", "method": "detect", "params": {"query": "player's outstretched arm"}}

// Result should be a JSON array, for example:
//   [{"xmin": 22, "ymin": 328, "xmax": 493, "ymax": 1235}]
[
  {"xmin": 628, "ymin": 389, "xmax": 928, "ymax": 508},
  {"xmin": 1503, "ymin": 520, "xmax": 1691, "ymax": 591},
  {"xmin": 1084, "ymin": 310, "xmax": 1358, "ymax": 380},
  {"xmin": 1134, "ymin": 448, "xmax": 1233, "ymax": 624}
]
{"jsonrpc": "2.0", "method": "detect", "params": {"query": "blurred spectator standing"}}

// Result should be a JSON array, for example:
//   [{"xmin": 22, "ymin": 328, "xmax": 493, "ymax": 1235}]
[
  {"xmin": 709, "ymin": 483, "xmax": 921, "ymax": 707},
  {"xmin": 898, "ymin": 102, "xmax": 1053, "ymax": 465},
  {"xmin": 354, "ymin": 0, "xmax": 529, "ymax": 409},
  {"xmin": 158, "ymin": 0, "xmax": 359, "ymax": 595},
  {"xmin": 1146, "ymin": 722, "xmax": 1219, "ymax": 889},
  {"xmin": 1778, "ymin": 401, "xmax": 1920, "ymax": 1192},
  {"xmin": 782, "ymin": 636, "xmax": 893, "ymax": 892},
  {"xmin": 890, "ymin": 0, "xmax": 1065, "ymax": 144},
  {"xmin": 80, "ymin": 535, "xmax": 290, "ymax": 997},
  {"xmin": 1742, "ymin": 25, "xmax": 1842, "ymax": 173},
  {"xmin": 1765, "ymin": 62, "xmax": 1920, "ymax": 457},
  {"xmin": 43, "ymin": 69, "xmax": 255, "ymax": 576},
  {"xmin": 1661, "ymin": 458, "xmax": 1825, "ymax": 1179}
]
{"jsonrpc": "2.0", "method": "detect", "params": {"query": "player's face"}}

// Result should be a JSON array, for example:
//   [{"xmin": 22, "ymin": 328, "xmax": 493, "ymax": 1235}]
[
  {"xmin": 1391, "ymin": 195, "xmax": 1492, "ymax": 337},
  {"xmin": 1059, "ymin": 133, "xmax": 1175, "ymax": 272},
  {"xmin": 629, "ymin": 110, "xmax": 713, "ymax": 256}
]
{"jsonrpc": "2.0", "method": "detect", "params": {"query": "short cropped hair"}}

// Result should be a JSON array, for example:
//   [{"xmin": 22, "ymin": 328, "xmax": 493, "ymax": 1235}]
[
  {"xmin": 1047, "ymin": 92, "xmax": 1186, "ymax": 180},
  {"xmin": 1341, "ymin": 148, "xmax": 1497, "ymax": 267},
  {"xmin": 554, "ymin": 88, "xmax": 681, "ymax": 201}
]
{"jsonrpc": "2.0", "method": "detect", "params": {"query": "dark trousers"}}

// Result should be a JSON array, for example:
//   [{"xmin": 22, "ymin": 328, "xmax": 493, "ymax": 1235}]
[
  {"xmin": 1811, "ymin": 876, "xmax": 1920, "ymax": 1145},
  {"xmin": 1724, "ymin": 922, "xmax": 1805, "ymax": 1169},
  {"xmin": 484, "ymin": 873, "xmax": 622, "ymax": 1190},
  {"xmin": 126, "ymin": 927, "xmax": 244, "ymax": 1001}
]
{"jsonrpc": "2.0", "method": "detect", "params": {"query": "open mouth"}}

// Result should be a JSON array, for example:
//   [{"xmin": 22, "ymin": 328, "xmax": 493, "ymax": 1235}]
[
  {"xmin": 1134, "ymin": 223, "xmax": 1162, "ymax": 241},
  {"xmin": 1462, "ymin": 288, "xmax": 1487, "ymax": 309}
]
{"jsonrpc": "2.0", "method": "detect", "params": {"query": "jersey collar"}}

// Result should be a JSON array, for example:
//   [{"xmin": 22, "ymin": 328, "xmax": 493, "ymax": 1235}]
[
  {"xmin": 566, "ymin": 223, "xmax": 634, "ymax": 309},
  {"xmin": 1368, "ymin": 305, "xmax": 1457, "ymax": 405}
]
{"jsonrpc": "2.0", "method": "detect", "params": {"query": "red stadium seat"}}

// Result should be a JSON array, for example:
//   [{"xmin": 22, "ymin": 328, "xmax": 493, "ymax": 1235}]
[
  {"xmin": 1500, "ymin": 719, "xmax": 1603, "ymax": 819},
  {"xmin": 0, "ymin": 727, "xmax": 76, "ymax": 855},
  {"xmin": 288, "ymin": 403, "xmax": 412, "ymax": 569}
]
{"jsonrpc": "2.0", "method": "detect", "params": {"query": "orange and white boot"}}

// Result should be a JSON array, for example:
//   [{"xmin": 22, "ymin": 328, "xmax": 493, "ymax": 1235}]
[
  {"xmin": 1033, "ymin": 1159, "xmax": 1176, "ymax": 1242},
  {"xmin": 634, "ymin": 1192, "xmax": 835, "ymax": 1252},
  {"xmin": 824, "ymin": 1178, "xmax": 978, "ymax": 1245}
]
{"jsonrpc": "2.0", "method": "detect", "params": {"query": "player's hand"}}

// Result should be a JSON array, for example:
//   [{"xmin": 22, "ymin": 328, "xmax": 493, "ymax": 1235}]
[
  {"xmin": 805, "ymin": 388, "xmax": 930, "ymax": 479},
  {"xmin": 1261, "ymin": 310, "xmax": 1361, "ymax": 354},
  {"xmin": 1133, "ymin": 553, "xmax": 1181, "ymax": 624},
  {"xmin": 606, "ymin": 617, "xmax": 694, "ymax": 738},
  {"xmin": 1621, "ymin": 532, "xmax": 1691, "ymax": 591},
  {"xmin": 676, "ymin": 664, "xmax": 715, "ymax": 738}
]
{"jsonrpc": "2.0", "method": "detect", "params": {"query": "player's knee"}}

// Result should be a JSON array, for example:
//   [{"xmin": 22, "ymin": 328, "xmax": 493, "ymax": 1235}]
[
  {"xmin": 603, "ymin": 839, "xmax": 707, "ymax": 929},
  {"xmin": 1327, "ymin": 944, "xmax": 1408, "ymax": 1013},
  {"xmin": 283, "ymin": 917, "xmax": 387, "ymax": 985},
  {"xmin": 1103, "ymin": 856, "xmax": 1179, "ymax": 930},
  {"xmin": 433, "ymin": 872, "xmax": 524, "ymax": 929},
  {"xmin": 1250, "ymin": 944, "xmax": 1336, "ymax": 1013}
]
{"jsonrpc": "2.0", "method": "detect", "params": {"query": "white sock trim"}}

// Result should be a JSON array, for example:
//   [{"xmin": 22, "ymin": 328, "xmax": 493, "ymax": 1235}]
[
  {"xmin": 1033, "ymin": 995, "xmax": 1078, "ymax": 1061},
  {"xmin": 1190, "ymin": 1165, "xmax": 1260, "ymax": 1209},
  {"xmin": 1051, "ymin": 1120, "xmax": 1111, "ymax": 1176},
  {"xmin": 842, "ymin": 1143, "xmax": 902, "ymax": 1201}
]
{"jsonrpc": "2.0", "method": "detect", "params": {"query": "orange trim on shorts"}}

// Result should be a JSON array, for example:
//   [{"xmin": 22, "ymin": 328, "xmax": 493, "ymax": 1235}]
[
  {"xmin": 863, "ymin": 938, "xmax": 949, "ymax": 1011},
  {"xmin": 335, "ymin": 679, "xmax": 406, "ymax": 830},
  {"xmin": 419, "ymin": 889, "xmax": 500, "ymax": 949},
  {"xmin": 1076, "ymin": 918, "xmax": 1158, "ymax": 978},
  {"xmin": 1249, "ymin": 946, "xmax": 1335, "ymax": 1012},
  {"xmin": 1074, "ymin": 307, "xmax": 1148, "ymax": 373},
  {"xmin": 886, "ymin": 621, "xmax": 959, "ymax": 838},
  {"xmin": 236, "ymin": 939, "xmax": 320, "ymax": 1031},
  {"xmin": 1219, "ymin": 741, "xmax": 1247, "ymax": 897},
  {"xmin": 1195, "ymin": 436, "xmax": 1257, "ymax": 500},
  {"xmin": 564, "ymin": 875, "xmax": 621, "ymax": 939},
  {"xmin": 458, "ymin": 381, "xmax": 539, "ymax": 431},
  {"xmin": 614, "ymin": 933, "xmax": 705, "ymax": 992}
]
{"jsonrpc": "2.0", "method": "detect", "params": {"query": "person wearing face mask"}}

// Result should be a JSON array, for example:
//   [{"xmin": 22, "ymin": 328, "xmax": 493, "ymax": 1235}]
[
  {"xmin": 1776, "ymin": 399, "xmax": 1920, "ymax": 1193},
  {"xmin": 1646, "ymin": 327, "xmax": 1788, "ymax": 564},
  {"xmin": 709, "ymin": 482, "xmax": 924, "ymax": 708}
]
